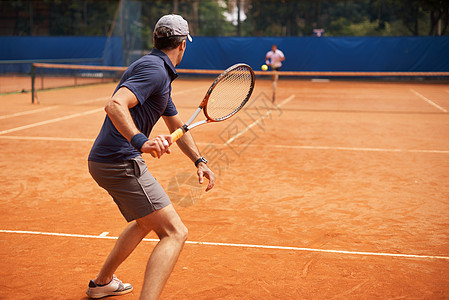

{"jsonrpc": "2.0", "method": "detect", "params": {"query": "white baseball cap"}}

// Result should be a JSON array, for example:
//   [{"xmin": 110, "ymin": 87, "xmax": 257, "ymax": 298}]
[{"xmin": 154, "ymin": 14, "xmax": 192, "ymax": 42}]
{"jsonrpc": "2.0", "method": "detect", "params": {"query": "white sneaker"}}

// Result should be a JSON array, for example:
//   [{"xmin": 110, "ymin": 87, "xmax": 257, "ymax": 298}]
[{"xmin": 86, "ymin": 275, "xmax": 133, "ymax": 298}]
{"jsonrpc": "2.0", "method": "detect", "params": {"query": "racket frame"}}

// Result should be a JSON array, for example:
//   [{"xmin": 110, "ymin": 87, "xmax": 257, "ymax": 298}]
[{"xmin": 170, "ymin": 63, "xmax": 255, "ymax": 142}]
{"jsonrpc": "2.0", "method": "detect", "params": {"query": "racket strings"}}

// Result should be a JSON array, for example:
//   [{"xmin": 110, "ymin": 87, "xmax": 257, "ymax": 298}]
[{"xmin": 206, "ymin": 66, "xmax": 253, "ymax": 121}]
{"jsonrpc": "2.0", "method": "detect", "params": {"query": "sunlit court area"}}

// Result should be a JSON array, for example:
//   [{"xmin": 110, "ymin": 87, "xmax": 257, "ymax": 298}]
[{"xmin": 1, "ymin": 1, "xmax": 449, "ymax": 299}]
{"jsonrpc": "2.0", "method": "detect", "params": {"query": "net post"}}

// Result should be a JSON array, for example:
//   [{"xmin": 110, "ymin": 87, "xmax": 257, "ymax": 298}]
[
  {"xmin": 31, "ymin": 63, "xmax": 36, "ymax": 104},
  {"xmin": 40, "ymin": 66, "xmax": 44, "ymax": 90}
]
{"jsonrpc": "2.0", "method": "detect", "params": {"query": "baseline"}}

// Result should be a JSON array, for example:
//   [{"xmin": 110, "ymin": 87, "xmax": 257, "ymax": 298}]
[
  {"xmin": 1, "ymin": 135, "xmax": 448, "ymax": 155},
  {"xmin": 1, "ymin": 229, "xmax": 448, "ymax": 261}
]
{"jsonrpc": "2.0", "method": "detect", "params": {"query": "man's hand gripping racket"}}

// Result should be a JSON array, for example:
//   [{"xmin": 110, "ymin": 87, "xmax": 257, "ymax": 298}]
[{"xmin": 151, "ymin": 63, "xmax": 255, "ymax": 157}]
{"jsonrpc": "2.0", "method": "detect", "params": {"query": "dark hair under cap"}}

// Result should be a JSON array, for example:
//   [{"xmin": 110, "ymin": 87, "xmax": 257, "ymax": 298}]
[{"xmin": 153, "ymin": 26, "xmax": 186, "ymax": 50}]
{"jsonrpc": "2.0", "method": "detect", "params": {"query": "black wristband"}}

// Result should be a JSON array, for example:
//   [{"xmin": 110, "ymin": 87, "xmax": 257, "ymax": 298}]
[
  {"xmin": 130, "ymin": 133, "xmax": 148, "ymax": 152},
  {"xmin": 194, "ymin": 156, "xmax": 207, "ymax": 168}
]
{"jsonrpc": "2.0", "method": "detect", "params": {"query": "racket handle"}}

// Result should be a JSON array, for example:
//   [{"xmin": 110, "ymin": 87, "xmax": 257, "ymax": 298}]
[
  {"xmin": 150, "ymin": 128, "xmax": 185, "ymax": 158},
  {"xmin": 171, "ymin": 128, "xmax": 185, "ymax": 142}
]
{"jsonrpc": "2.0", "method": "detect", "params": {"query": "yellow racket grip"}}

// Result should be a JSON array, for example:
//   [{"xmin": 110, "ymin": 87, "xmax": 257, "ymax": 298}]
[
  {"xmin": 171, "ymin": 128, "xmax": 185, "ymax": 142},
  {"xmin": 150, "ymin": 128, "xmax": 185, "ymax": 158}
]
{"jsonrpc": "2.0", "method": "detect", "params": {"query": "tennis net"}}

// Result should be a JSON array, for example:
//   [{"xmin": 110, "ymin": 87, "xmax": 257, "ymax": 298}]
[
  {"xmin": 30, "ymin": 62, "xmax": 449, "ymax": 103},
  {"xmin": 31, "ymin": 63, "xmax": 126, "ymax": 103},
  {"xmin": 29, "ymin": 63, "xmax": 225, "ymax": 103}
]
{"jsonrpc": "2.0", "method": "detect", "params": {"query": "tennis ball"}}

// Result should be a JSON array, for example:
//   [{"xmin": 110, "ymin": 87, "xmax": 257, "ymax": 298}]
[{"xmin": 261, "ymin": 64, "xmax": 268, "ymax": 71}]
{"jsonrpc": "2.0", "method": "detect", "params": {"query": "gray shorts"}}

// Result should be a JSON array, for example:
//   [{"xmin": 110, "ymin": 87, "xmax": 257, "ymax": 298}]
[{"xmin": 88, "ymin": 156, "xmax": 171, "ymax": 222}]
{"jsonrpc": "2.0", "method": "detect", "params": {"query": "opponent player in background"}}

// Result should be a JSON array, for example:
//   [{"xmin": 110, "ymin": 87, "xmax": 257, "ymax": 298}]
[
  {"xmin": 86, "ymin": 14, "xmax": 215, "ymax": 299},
  {"xmin": 265, "ymin": 44, "xmax": 285, "ymax": 102}
]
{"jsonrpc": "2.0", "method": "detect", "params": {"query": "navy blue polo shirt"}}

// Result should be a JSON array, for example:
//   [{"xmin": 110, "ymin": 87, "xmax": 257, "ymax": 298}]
[{"xmin": 88, "ymin": 49, "xmax": 178, "ymax": 163}]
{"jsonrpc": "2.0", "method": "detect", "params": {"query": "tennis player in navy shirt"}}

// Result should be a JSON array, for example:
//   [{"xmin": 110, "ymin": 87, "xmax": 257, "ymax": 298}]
[{"xmin": 86, "ymin": 15, "xmax": 215, "ymax": 299}]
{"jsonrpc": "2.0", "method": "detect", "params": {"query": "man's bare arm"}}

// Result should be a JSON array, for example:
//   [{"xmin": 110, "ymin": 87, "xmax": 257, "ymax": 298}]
[{"xmin": 106, "ymin": 87, "xmax": 172, "ymax": 157}]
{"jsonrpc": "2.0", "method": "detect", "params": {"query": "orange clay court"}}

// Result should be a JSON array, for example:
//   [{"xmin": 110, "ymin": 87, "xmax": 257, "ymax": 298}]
[{"xmin": 0, "ymin": 76, "xmax": 448, "ymax": 299}]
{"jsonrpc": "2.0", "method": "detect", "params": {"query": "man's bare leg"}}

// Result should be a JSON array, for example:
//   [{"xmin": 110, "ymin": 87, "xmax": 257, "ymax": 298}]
[
  {"xmin": 92, "ymin": 203, "xmax": 187, "ymax": 300},
  {"xmin": 93, "ymin": 221, "xmax": 150, "ymax": 285},
  {"xmin": 272, "ymin": 71, "xmax": 278, "ymax": 103},
  {"xmin": 138, "ymin": 204, "xmax": 188, "ymax": 300}
]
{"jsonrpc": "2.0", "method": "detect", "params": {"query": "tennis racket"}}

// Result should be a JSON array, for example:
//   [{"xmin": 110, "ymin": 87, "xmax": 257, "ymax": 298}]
[{"xmin": 151, "ymin": 63, "xmax": 255, "ymax": 157}]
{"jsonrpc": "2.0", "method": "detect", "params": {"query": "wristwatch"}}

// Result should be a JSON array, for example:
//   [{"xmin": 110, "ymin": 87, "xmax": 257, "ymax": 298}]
[{"xmin": 194, "ymin": 156, "xmax": 207, "ymax": 168}]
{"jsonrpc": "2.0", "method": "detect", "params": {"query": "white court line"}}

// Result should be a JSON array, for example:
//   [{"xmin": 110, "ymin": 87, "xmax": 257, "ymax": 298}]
[
  {"xmin": 0, "ymin": 97, "xmax": 107, "ymax": 121},
  {"xmin": 0, "ymin": 108, "xmax": 103, "ymax": 135},
  {"xmin": 0, "ymin": 106, "xmax": 58, "ymax": 120},
  {"xmin": 0, "ymin": 135, "xmax": 94, "ymax": 142},
  {"xmin": 1, "ymin": 135, "xmax": 448, "ymax": 154},
  {"xmin": 410, "ymin": 89, "xmax": 447, "ymax": 112},
  {"xmin": 249, "ymin": 144, "xmax": 449, "ymax": 154},
  {"xmin": 197, "ymin": 143, "xmax": 449, "ymax": 154},
  {"xmin": 1, "ymin": 229, "xmax": 448, "ymax": 261},
  {"xmin": 225, "ymin": 95, "xmax": 295, "ymax": 145}
]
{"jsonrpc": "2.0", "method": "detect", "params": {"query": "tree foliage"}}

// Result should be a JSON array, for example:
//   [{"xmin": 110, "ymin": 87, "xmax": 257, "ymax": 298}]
[
  {"xmin": 244, "ymin": 0, "xmax": 448, "ymax": 36},
  {"xmin": 0, "ymin": 0, "xmax": 447, "ymax": 37}
]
